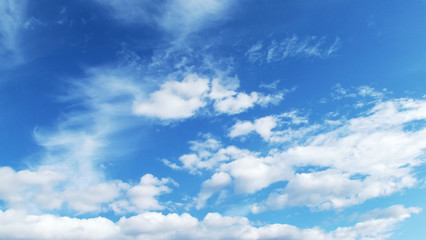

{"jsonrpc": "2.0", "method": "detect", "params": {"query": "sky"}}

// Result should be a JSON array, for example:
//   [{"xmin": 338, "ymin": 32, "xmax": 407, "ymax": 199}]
[{"xmin": 0, "ymin": 0, "xmax": 426, "ymax": 239}]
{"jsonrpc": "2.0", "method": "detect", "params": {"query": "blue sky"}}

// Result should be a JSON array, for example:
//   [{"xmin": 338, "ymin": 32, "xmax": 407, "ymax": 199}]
[{"xmin": 1, "ymin": 0, "xmax": 426, "ymax": 239}]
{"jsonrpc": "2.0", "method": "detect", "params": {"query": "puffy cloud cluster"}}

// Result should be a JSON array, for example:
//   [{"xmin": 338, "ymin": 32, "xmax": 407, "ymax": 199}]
[
  {"xmin": 133, "ymin": 74, "xmax": 210, "ymax": 119},
  {"xmin": 0, "ymin": 205, "xmax": 419, "ymax": 240},
  {"xmin": 9, "ymin": 66, "xmax": 280, "ymax": 214},
  {"xmin": 168, "ymin": 98, "xmax": 426, "ymax": 212},
  {"xmin": 0, "ymin": 167, "xmax": 66, "ymax": 210},
  {"xmin": 228, "ymin": 111, "xmax": 310, "ymax": 141},
  {"xmin": 110, "ymin": 174, "xmax": 176, "ymax": 214},
  {"xmin": 133, "ymin": 74, "xmax": 283, "ymax": 119},
  {"xmin": 0, "ymin": 167, "xmax": 174, "ymax": 215}
]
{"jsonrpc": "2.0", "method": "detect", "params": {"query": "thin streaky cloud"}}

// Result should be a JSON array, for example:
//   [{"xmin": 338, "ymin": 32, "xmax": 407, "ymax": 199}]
[{"xmin": 246, "ymin": 35, "xmax": 342, "ymax": 64}]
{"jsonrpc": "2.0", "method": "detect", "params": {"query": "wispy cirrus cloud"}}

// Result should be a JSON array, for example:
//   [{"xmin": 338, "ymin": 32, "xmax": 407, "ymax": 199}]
[
  {"xmin": 246, "ymin": 36, "xmax": 341, "ymax": 64},
  {"xmin": 0, "ymin": 65, "xmax": 176, "ymax": 214},
  {"xmin": 1, "ymin": 57, "xmax": 283, "ymax": 214},
  {"xmin": 0, "ymin": 0, "xmax": 27, "ymax": 67},
  {"xmin": 96, "ymin": 0, "xmax": 233, "ymax": 39}
]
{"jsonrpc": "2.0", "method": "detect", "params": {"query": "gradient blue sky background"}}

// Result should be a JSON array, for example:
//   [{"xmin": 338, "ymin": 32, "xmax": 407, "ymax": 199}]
[{"xmin": 1, "ymin": 1, "xmax": 426, "ymax": 239}]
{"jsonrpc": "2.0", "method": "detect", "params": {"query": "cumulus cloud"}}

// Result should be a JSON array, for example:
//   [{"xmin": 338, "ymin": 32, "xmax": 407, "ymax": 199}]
[
  {"xmin": 0, "ymin": 209, "xmax": 121, "ymax": 240},
  {"xmin": 229, "ymin": 111, "xmax": 311, "ymax": 142},
  {"xmin": 133, "ymin": 73, "xmax": 283, "ymax": 120},
  {"xmin": 229, "ymin": 116, "xmax": 280, "ymax": 140},
  {"xmin": 0, "ymin": 165, "xmax": 174, "ymax": 215},
  {"xmin": 210, "ymin": 77, "xmax": 284, "ymax": 115},
  {"xmin": 196, "ymin": 172, "xmax": 232, "ymax": 209},
  {"xmin": 332, "ymin": 205, "xmax": 421, "ymax": 240},
  {"xmin": 111, "ymin": 174, "xmax": 175, "ymax": 214},
  {"xmin": 2, "ymin": 63, "xmax": 280, "ymax": 213},
  {"xmin": 0, "ymin": 144, "xmax": 128, "ymax": 214},
  {"xmin": 0, "ymin": 67, "xmax": 179, "ymax": 213},
  {"xmin": 254, "ymin": 98, "xmax": 426, "ymax": 212},
  {"xmin": 246, "ymin": 36, "xmax": 341, "ymax": 64},
  {"xmin": 167, "ymin": 136, "xmax": 292, "ymax": 203},
  {"xmin": 133, "ymin": 74, "xmax": 210, "ymax": 119},
  {"xmin": 0, "ymin": 205, "xmax": 419, "ymax": 240},
  {"xmin": 0, "ymin": 167, "xmax": 66, "ymax": 210},
  {"xmin": 165, "ymin": 135, "xmax": 258, "ymax": 176},
  {"xmin": 170, "ymin": 98, "xmax": 426, "ymax": 212}
]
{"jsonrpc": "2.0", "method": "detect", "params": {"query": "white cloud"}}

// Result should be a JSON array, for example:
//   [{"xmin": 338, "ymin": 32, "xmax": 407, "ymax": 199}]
[
  {"xmin": 332, "ymin": 205, "xmax": 421, "ymax": 240},
  {"xmin": 62, "ymin": 182, "xmax": 125, "ymax": 213},
  {"xmin": 0, "ymin": 165, "xmax": 175, "ymax": 215},
  {"xmin": 132, "ymin": 73, "xmax": 282, "ymax": 119},
  {"xmin": 245, "ymin": 41, "xmax": 264, "ymax": 63},
  {"xmin": 160, "ymin": 0, "xmax": 232, "ymax": 36},
  {"xmin": 229, "ymin": 120, "xmax": 256, "ymax": 138},
  {"xmin": 96, "ymin": 0, "xmax": 233, "ymax": 38},
  {"xmin": 0, "ymin": 167, "xmax": 66, "ymax": 210},
  {"xmin": 327, "ymin": 37, "xmax": 342, "ymax": 56},
  {"xmin": 1, "ymin": 160, "xmax": 125, "ymax": 214},
  {"xmin": 259, "ymin": 79, "xmax": 280, "ymax": 91},
  {"xmin": 0, "ymin": 205, "xmax": 419, "ymax": 239},
  {"xmin": 133, "ymin": 74, "xmax": 210, "ymax": 119},
  {"xmin": 329, "ymin": 83, "xmax": 386, "ymax": 104},
  {"xmin": 279, "ymin": 111, "xmax": 309, "ymax": 125},
  {"xmin": 0, "ymin": 209, "xmax": 120, "ymax": 240},
  {"xmin": 168, "ymin": 136, "xmax": 293, "ymax": 198},
  {"xmin": 2, "ymin": 65, "xmax": 282, "ymax": 213},
  {"xmin": 1, "ymin": 67, "xmax": 185, "ymax": 214},
  {"xmin": 107, "ymin": 174, "xmax": 176, "ymax": 215},
  {"xmin": 254, "ymin": 98, "xmax": 426, "ymax": 212},
  {"xmin": 16, "ymin": 68, "xmax": 144, "ymax": 213},
  {"xmin": 213, "ymin": 92, "xmax": 260, "ymax": 114},
  {"xmin": 220, "ymin": 154, "xmax": 293, "ymax": 195},
  {"xmin": 166, "ymin": 135, "xmax": 258, "ymax": 175},
  {"xmin": 125, "ymin": 174, "xmax": 174, "ymax": 212},
  {"xmin": 171, "ymin": 98, "xmax": 426, "ymax": 212},
  {"xmin": 0, "ymin": 0, "xmax": 27, "ymax": 67},
  {"xmin": 229, "ymin": 116, "xmax": 278, "ymax": 140},
  {"xmin": 246, "ymin": 35, "xmax": 341, "ymax": 64},
  {"xmin": 229, "ymin": 111, "xmax": 310, "ymax": 142},
  {"xmin": 196, "ymin": 172, "xmax": 231, "ymax": 209},
  {"xmin": 1, "ymin": 68, "xmax": 177, "ymax": 215},
  {"xmin": 210, "ymin": 77, "xmax": 284, "ymax": 115}
]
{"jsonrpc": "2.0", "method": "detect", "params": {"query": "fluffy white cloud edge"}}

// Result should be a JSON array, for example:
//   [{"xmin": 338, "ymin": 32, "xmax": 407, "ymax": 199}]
[
  {"xmin": 133, "ymin": 73, "xmax": 284, "ymax": 119},
  {"xmin": 168, "ymin": 98, "xmax": 426, "ymax": 211},
  {"xmin": 0, "ymin": 205, "xmax": 419, "ymax": 240},
  {"xmin": 0, "ymin": 166, "xmax": 174, "ymax": 215}
]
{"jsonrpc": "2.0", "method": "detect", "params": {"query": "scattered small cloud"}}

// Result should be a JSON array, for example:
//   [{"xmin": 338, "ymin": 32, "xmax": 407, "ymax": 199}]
[
  {"xmin": 246, "ymin": 35, "xmax": 341, "ymax": 64},
  {"xmin": 229, "ymin": 110, "xmax": 311, "ymax": 142},
  {"xmin": 167, "ymin": 98, "xmax": 426, "ymax": 213},
  {"xmin": 259, "ymin": 80, "xmax": 280, "ymax": 91}
]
